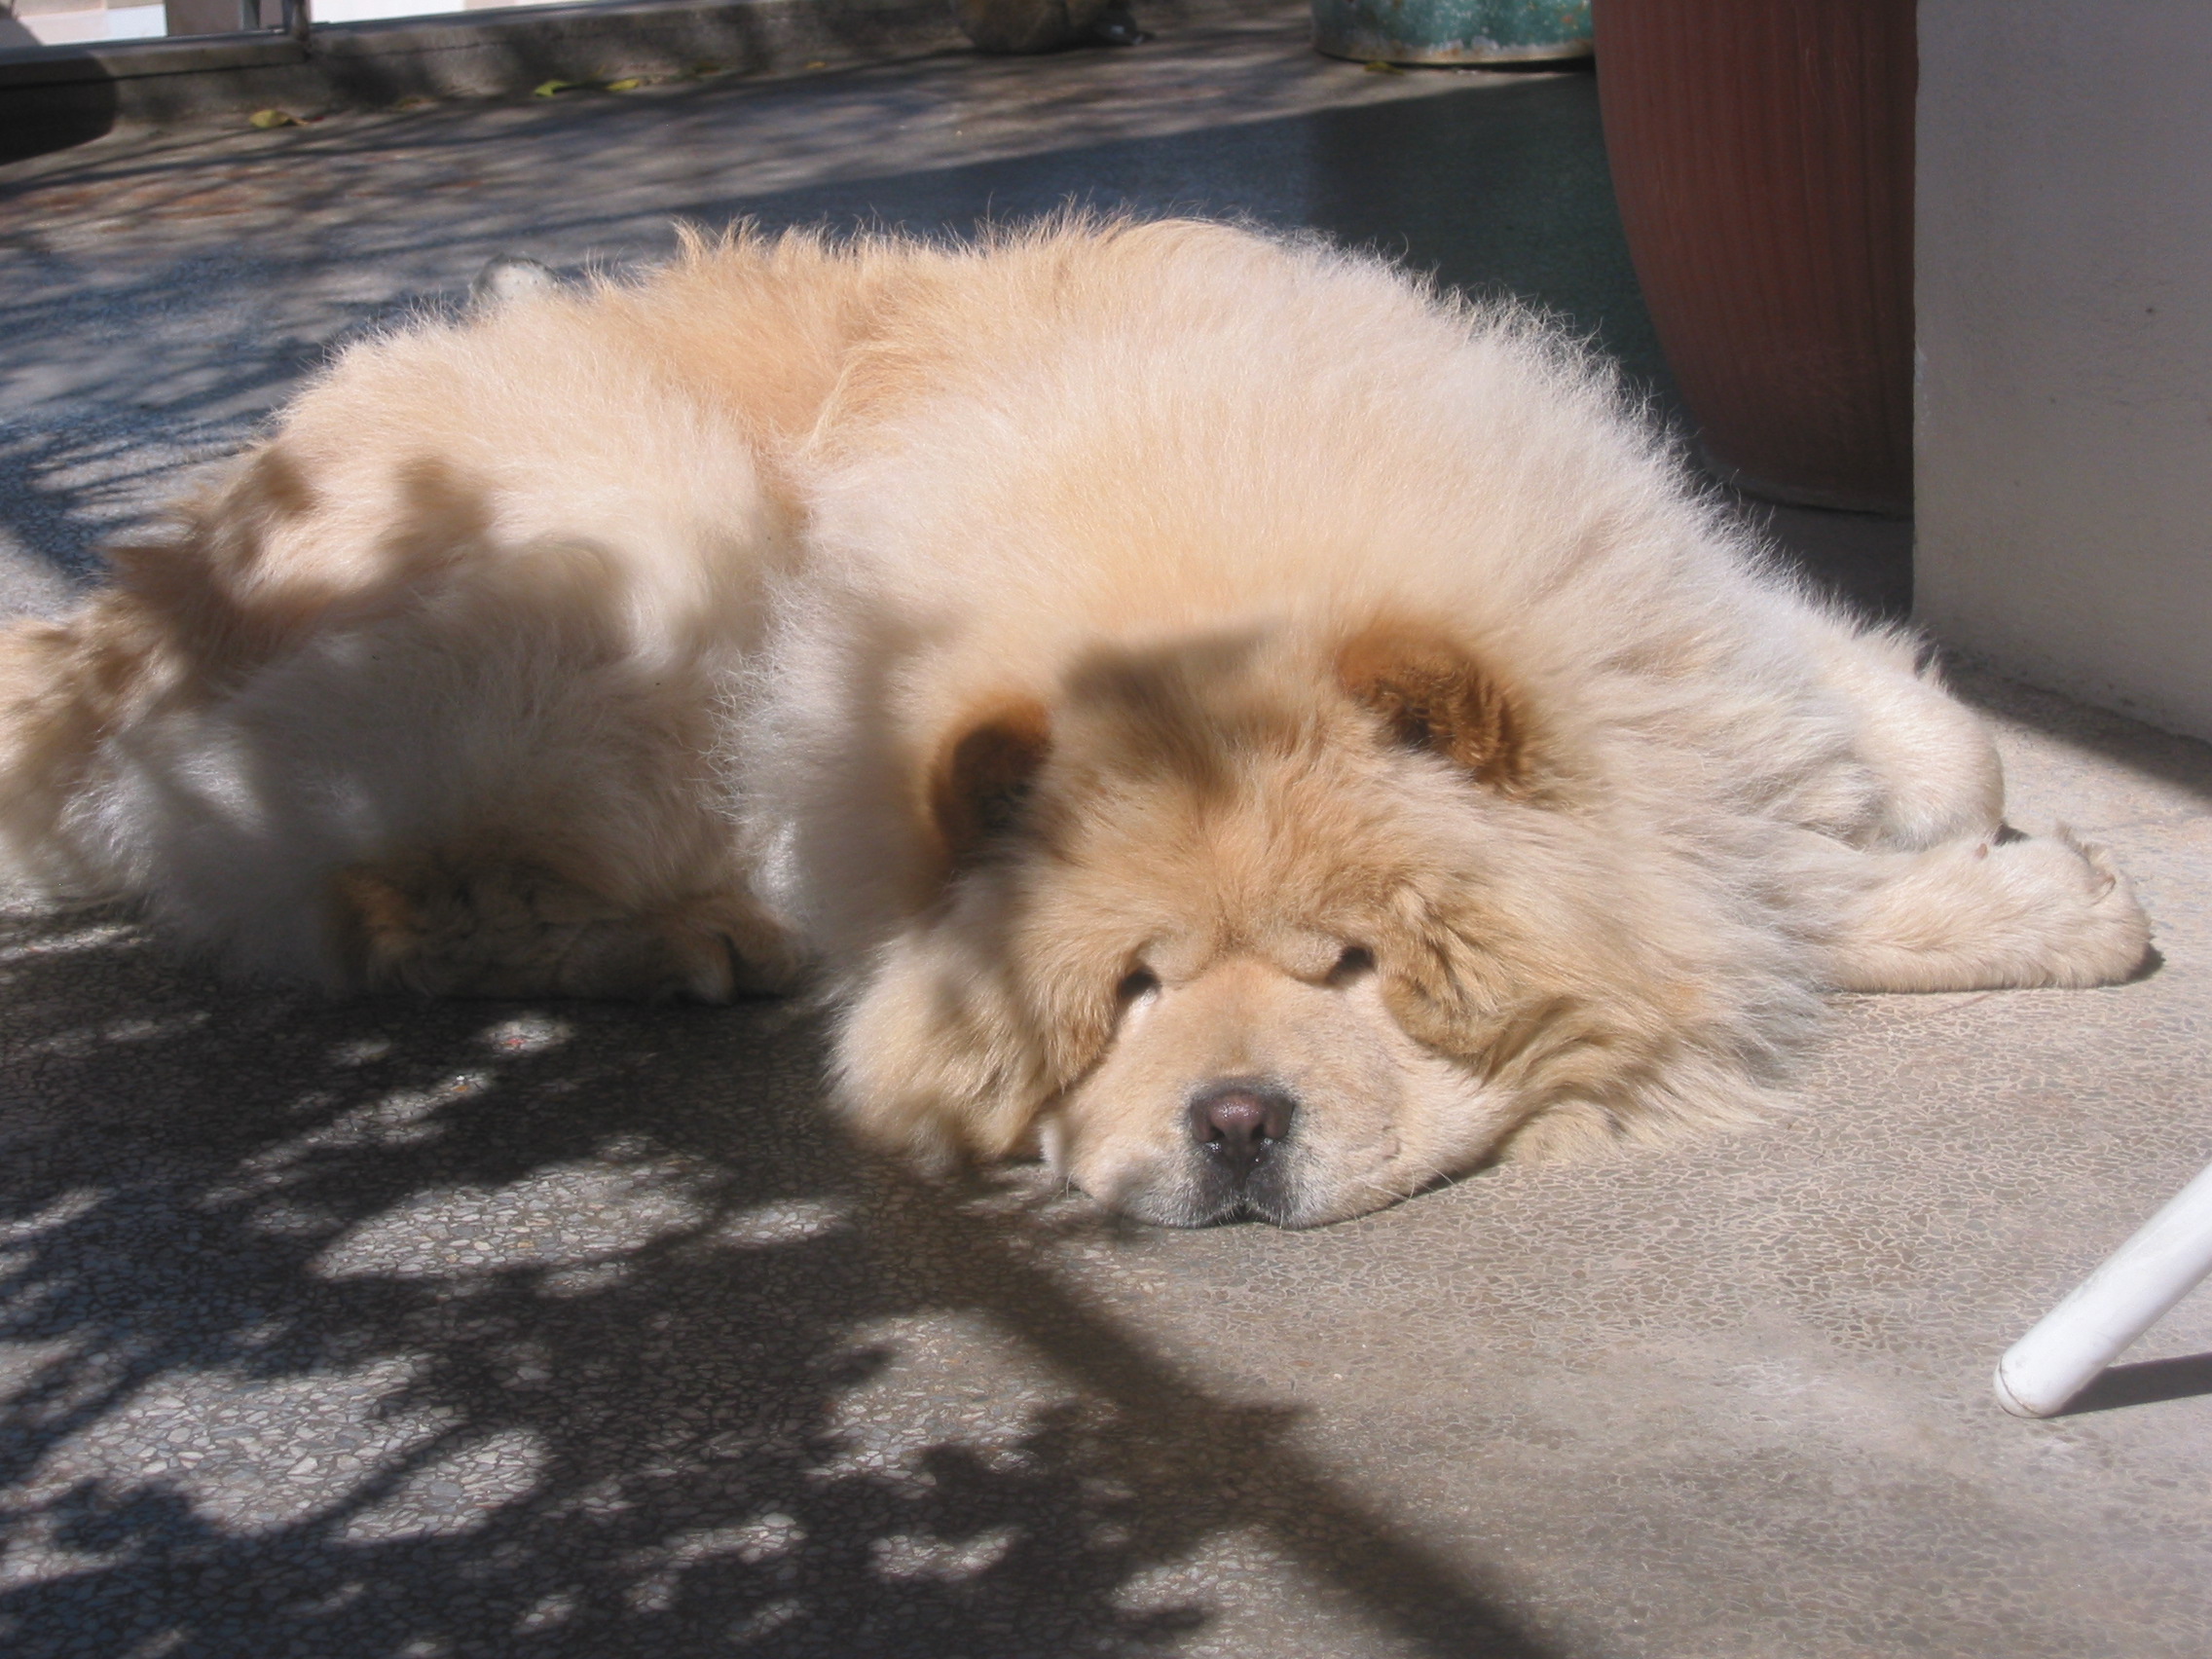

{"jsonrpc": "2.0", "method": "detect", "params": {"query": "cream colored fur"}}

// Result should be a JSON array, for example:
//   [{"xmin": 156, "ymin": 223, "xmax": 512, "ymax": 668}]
[{"xmin": 0, "ymin": 219, "xmax": 2152, "ymax": 1224}]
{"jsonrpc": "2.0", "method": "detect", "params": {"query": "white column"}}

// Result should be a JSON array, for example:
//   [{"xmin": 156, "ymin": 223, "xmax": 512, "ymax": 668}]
[{"xmin": 1915, "ymin": 1, "xmax": 2212, "ymax": 743}]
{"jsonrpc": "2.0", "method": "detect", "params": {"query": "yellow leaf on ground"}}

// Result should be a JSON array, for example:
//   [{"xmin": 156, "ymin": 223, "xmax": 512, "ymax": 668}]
[
  {"xmin": 533, "ymin": 80, "xmax": 576, "ymax": 97},
  {"xmin": 248, "ymin": 108, "xmax": 296, "ymax": 128},
  {"xmin": 605, "ymin": 78, "xmax": 644, "ymax": 92}
]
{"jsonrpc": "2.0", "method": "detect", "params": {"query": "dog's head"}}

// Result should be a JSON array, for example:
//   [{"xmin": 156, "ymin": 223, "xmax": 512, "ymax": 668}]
[{"xmin": 830, "ymin": 623, "xmax": 1743, "ymax": 1226}]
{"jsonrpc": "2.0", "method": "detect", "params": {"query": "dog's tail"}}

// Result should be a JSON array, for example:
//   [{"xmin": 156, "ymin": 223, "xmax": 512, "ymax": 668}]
[
  {"xmin": 0, "ymin": 600, "xmax": 144, "ymax": 900},
  {"xmin": 0, "ymin": 608, "xmax": 96, "ymax": 894},
  {"xmin": 1, "ymin": 441, "xmax": 340, "ymax": 903},
  {"xmin": 0, "ymin": 534, "xmax": 221, "ymax": 901}
]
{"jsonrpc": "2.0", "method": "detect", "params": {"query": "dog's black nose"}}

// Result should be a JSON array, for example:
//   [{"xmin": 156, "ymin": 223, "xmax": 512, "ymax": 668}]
[{"xmin": 1188, "ymin": 1080, "xmax": 1296, "ymax": 1176}]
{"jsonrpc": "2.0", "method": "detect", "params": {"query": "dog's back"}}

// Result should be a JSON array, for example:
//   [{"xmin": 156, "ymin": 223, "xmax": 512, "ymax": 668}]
[{"xmin": 0, "ymin": 227, "xmax": 895, "ymax": 993}]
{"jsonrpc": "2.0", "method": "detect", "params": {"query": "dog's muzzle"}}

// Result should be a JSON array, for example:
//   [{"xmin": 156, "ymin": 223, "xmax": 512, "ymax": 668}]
[{"xmin": 1185, "ymin": 1077, "xmax": 1299, "ymax": 1222}]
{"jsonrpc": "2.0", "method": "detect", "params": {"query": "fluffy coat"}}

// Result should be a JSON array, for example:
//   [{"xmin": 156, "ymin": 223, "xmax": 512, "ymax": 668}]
[{"xmin": 0, "ymin": 220, "xmax": 2151, "ymax": 1224}]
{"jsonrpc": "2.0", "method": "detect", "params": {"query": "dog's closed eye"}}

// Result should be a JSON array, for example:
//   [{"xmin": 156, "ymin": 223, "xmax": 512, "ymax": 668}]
[{"xmin": 1117, "ymin": 966, "xmax": 1161, "ymax": 1003}]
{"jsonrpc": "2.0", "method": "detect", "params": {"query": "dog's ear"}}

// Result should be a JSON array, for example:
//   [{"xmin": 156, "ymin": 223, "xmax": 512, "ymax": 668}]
[
  {"xmin": 1337, "ymin": 624, "xmax": 1533, "ymax": 794},
  {"xmin": 929, "ymin": 698, "xmax": 1053, "ymax": 864}
]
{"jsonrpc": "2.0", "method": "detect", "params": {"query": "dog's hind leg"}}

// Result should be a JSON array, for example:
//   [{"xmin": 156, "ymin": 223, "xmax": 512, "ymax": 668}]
[
  {"xmin": 1795, "ymin": 625, "xmax": 2149, "ymax": 990},
  {"xmin": 331, "ymin": 851, "xmax": 800, "ymax": 1002},
  {"xmin": 1799, "ymin": 616, "xmax": 2007, "ymax": 850},
  {"xmin": 1819, "ymin": 829, "xmax": 2151, "ymax": 992}
]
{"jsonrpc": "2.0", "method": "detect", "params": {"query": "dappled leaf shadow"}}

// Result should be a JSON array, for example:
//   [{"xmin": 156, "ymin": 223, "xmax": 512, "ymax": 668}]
[{"xmin": 0, "ymin": 906, "xmax": 1548, "ymax": 1656}]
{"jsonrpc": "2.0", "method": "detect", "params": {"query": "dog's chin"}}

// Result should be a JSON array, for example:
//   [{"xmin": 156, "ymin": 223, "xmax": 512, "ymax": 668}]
[
  {"xmin": 1112, "ymin": 1189, "xmax": 1281, "ymax": 1229},
  {"xmin": 1081, "ymin": 1148, "xmax": 1366, "ymax": 1230}
]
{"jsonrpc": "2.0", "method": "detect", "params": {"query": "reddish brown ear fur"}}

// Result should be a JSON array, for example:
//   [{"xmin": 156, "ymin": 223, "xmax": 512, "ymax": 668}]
[
  {"xmin": 929, "ymin": 699, "xmax": 1053, "ymax": 863},
  {"xmin": 1337, "ymin": 624, "xmax": 1532, "ymax": 793}
]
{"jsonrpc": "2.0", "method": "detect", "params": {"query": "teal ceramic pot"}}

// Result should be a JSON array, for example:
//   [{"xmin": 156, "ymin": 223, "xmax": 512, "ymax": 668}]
[{"xmin": 1312, "ymin": 0, "xmax": 1591, "ymax": 65}]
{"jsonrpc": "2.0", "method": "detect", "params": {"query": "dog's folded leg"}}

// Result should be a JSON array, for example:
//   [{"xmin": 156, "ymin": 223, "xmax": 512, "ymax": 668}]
[
  {"xmin": 1821, "ymin": 828, "xmax": 2152, "ymax": 992},
  {"xmin": 331, "ymin": 855, "xmax": 801, "ymax": 1002}
]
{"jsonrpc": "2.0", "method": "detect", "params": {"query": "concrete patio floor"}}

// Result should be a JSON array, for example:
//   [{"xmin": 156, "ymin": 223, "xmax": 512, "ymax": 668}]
[{"xmin": 2, "ymin": 8, "xmax": 2209, "ymax": 1655}]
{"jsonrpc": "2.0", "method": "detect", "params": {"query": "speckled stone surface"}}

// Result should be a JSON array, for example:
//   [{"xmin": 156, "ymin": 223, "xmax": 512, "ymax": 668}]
[{"xmin": 4, "ymin": 13, "xmax": 2211, "ymax": 1657}]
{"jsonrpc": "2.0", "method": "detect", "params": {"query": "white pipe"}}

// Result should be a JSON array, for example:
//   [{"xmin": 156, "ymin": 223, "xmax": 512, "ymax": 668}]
[{"xmin": 1995, "ymin": 1156, "xmax": 2212, "ymax": 1418}]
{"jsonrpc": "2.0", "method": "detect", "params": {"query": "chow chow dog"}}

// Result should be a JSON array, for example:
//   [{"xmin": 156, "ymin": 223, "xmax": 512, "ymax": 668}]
[{"xmin": 0, "ymin": 220, "xmax": 2150, "ymax": 1226}]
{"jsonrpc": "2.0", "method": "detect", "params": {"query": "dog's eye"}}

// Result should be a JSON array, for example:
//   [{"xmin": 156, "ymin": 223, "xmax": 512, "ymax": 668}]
[
  {"xmin": 1327, "ymin": 945, "xmax": 1376, "ymax": 985},
  {"xmin": 1117, "ymin": 967, "xmax": 1160, "ymax": 1003}
]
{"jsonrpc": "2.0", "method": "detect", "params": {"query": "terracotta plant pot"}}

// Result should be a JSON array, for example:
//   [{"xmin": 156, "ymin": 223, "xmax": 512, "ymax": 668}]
[
  {"xmin": 1594, "ymin": 0, "xmax": 1916, "ymax": 515},
  {"xmin": 1313, "ymin": 0, "xmax": 1591, "ymax": 66}
]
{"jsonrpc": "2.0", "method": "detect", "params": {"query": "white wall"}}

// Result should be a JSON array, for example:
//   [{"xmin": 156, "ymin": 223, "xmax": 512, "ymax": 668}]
[{"xmin": 1916, "ymin": 2, "xmax": 2212, "ymax": 741}]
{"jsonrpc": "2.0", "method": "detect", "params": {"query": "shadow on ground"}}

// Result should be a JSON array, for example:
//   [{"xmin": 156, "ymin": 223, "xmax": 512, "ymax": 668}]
[
  {"xmin": 0, "ymin": 909, "xmax": 1545, "ymax": 1657},
  {"xmin": 2059, "ymin": 1353, "xmax": 2212, "ymax": 1417}
]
